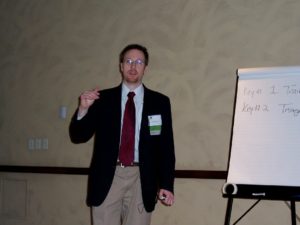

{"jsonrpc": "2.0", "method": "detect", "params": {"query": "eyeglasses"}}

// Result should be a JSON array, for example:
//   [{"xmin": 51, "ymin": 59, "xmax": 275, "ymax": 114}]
[{"xmin": 124, "ymin": 58, "xmax": 145, "ymax": 66}]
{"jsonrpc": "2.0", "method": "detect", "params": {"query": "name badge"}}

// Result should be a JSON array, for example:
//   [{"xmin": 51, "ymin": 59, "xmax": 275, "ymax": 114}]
[{"xmin": 148, "ymin": 115, "xmax": 162, "ymax": 135}]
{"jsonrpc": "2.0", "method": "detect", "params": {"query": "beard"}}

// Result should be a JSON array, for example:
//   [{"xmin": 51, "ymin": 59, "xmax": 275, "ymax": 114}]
[{"xmin": 122, "ymin": 70, "xmax": 143, "ymax": 85}]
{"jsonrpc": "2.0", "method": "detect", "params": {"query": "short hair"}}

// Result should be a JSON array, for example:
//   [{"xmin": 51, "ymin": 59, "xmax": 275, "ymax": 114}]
[{"xmin": 119, "ymin": 44, "xmax": 149, "ymax": 66}]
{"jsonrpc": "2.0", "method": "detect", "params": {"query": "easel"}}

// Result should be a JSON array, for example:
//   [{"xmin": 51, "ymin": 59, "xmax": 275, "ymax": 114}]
[
  {"xmin": 224, "ymin": 196, "xmax": 297, "ymax": 225},
  {"xmin": 223, "ymin": 66, "xmax": 300, "ymax": 225}
]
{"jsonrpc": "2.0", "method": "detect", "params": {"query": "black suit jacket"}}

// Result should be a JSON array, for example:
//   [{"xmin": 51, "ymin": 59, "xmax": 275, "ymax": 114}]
[{"xmin": 69, "ymin": 84, "xmax": 175, "ymax": 212}]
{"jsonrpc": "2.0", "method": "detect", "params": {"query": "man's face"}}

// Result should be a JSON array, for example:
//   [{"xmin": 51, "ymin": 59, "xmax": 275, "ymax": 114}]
[{"xmin": 120, "ymin": 49, "xmax": 147, "ymax": 87}]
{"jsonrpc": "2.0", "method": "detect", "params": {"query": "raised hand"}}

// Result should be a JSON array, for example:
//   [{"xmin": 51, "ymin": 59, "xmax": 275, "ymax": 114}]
[{"xmin": 78, "ymin": 88, "xmax": 100, "ymax": 116}]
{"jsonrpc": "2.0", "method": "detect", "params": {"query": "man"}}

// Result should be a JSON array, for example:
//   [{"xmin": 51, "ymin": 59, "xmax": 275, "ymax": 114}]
[{"xmin": 69, "ymin": 44, "xmax": 175, "ymax": 225}]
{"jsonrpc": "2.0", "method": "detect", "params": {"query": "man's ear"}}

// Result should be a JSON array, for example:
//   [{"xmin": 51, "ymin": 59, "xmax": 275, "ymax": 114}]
[
  {"xmin": 143, "ymin": 65, "xmax": 148, "ymax": 74},
  {"xmin": 119, "ymin": 63, "xmax": 123, "ymax": 73}
]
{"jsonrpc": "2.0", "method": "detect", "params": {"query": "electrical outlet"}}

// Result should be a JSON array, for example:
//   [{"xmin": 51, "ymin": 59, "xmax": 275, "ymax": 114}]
[
  {"xmin": 28, "ymin": 138, "xmax": 35, "ymax": 150},
  {"xmin": 35, "ymin": 138, "xmax": 42, "ymax": 150},
  {"xmin": 42, "ymin": 138, "xmax": 48, "ymax": 150}
]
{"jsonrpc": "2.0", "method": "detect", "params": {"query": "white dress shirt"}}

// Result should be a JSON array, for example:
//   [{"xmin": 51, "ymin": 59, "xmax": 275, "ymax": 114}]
[{"xmin": 121, "ymin": 83, "xmax": 144, "ymax": 162}]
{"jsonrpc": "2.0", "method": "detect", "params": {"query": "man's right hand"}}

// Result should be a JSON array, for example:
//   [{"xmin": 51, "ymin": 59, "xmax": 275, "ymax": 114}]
[{"xmin": 78, "ymin": 88, "xmax": 100, "ymax": 116}]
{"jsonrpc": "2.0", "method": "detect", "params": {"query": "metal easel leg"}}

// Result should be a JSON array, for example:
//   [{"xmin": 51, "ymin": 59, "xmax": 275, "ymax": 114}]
[
  {"xmin": 291, "ymin": 200, "xmax": 296, "ymax": 225},
  {"xmin": 224, "ymin": 197, "xmax": 233, "ymax": 225}
]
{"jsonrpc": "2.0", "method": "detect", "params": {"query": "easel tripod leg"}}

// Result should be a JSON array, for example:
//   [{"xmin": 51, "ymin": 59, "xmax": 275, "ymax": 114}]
[
  {"xmin": 291, "ymin": 200, "xmax": 296, "ymax": 225},
  {"xmin": 224, "ymin": 197, "xmax": 233, "ymax": 225}
]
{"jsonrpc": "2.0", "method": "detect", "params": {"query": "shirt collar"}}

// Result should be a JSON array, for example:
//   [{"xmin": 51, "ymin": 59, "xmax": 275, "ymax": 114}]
[{"xmin": 122, "ymin": 83, "xmax": 144, "ymax": 101}]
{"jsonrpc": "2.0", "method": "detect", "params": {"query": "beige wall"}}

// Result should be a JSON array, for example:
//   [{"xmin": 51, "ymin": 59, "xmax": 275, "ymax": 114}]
[{"xmin": 1, "ymin": 0, "xmax": 300, "ymax": 224}]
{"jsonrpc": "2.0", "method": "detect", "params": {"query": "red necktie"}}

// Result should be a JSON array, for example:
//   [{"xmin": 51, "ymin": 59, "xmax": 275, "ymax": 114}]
[{"xmin": 119, "ymin": 92, "xmax": 136, "ymax": 166}]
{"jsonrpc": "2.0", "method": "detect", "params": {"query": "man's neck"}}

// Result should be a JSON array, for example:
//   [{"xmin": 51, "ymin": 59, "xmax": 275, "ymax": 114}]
[{"xmin": 123, "ymin": 81, "xmax": 142, "ymax": 91}]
